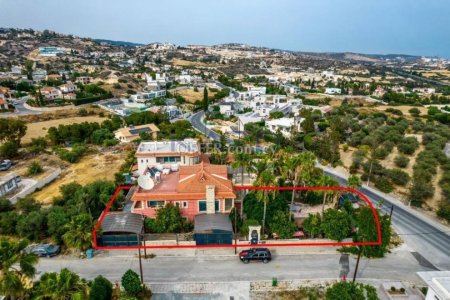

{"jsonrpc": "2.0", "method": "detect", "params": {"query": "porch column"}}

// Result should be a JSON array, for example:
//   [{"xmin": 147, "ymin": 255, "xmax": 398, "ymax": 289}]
[{"xmin": 206, "ymin": 185, "xmax": 215, "ymax": 214}]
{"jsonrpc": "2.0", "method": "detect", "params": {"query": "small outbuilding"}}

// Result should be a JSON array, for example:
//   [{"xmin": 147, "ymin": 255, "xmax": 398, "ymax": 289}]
[
  {"xmin": 194, "ymin": 214, "xmax": 233, "ymax": 245},
  {"xmin": 97, "ymin": 212, "xmax": 144, "ymax": 246}
]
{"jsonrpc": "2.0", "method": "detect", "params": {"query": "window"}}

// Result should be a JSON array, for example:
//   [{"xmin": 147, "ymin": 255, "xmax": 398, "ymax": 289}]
[
  {"xmin": 175, "ymin": 202, "xmax": 180, "ymax": 208},
  {"xmin": 215, "ymin": 200, "xmax": 220, "ymax": 212},
  {"xmin": 163, "ymin": 156, "xmax": 178, "ymax": 163},
  {"xmin": 225, "ymin": 199, "xmax": 233, "ymax": 211},
  {"xmin": 199, "ymin": 201, "xmax": 207, "ymax": 212},
  {"xmin": 147, "ymin": 201, "xmax": 165, "ymax": 208},
  {"xmin": 141, "ymin": 159, "xmax": 144, "ymax": 163},
  {"xmin": 134, "ymin": 201, "xmax": 142, "ymax": 209},
  {"xmin": 183, "ymin": 201, "xmax": 188, "ymax": 208},
  {"xmin": 6, "ymin": 180, "xmax": 14, "ymax": 189}
]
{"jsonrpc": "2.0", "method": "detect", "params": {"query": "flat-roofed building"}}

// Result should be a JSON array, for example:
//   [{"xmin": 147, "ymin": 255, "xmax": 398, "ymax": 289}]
[{"xmin": 136, "ymin": 138, "xmax": 201, "ymax": 174}]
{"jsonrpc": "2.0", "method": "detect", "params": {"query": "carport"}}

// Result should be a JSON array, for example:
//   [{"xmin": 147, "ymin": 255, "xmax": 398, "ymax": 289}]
[
  {"xmin": 194, "ymin": 214, "xmax": 233, "ymax": 245},
  {"xmin": 97, "ymin": 212, "xmax": 144, "ymax": 246}
]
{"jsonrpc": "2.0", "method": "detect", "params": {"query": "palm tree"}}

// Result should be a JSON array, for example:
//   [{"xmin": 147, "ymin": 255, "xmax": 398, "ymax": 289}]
[
  {"xmin": 281, "ymin": 155, "xmax": 303, "ymax": 221},
  {"xmin": 316, "ymin": 175, "xmax": 339, "ymax": 214},
  {"xmin": 297, "ymin": 151, "xmax": 316, "ymax": 188},
  {"xmin": 33, "ymin": 268, "xmax": 89, "ymax": 300},
  {"xmin": 249, "ymin": 157, "xmax": 270, "ymax": 181},
  {"xmin": 0, "ymin": 239, "xmax": 39, "ymax": 298},
  {"xmin": 254, "ymin": 168, "xmax": 278, "ymax": 237},
  {"xmin": 232, "ymin": 151, "xmax": 251, "ymax": 216},
  {"xmin": 62, "ymin": 214, "xmax": 93, "ymax": 252}
]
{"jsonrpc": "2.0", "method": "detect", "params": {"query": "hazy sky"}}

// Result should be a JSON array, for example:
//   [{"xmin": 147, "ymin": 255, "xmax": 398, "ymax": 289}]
[{"xmin": 1, "ymin": 0, "xmax": 449, "ymax": 57}]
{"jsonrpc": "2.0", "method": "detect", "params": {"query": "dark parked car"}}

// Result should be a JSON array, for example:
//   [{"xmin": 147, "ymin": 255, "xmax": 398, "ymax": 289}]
[
  {"xmin": 239, "ymin": 248, "xmax": 271, "ymax": 264},
  {"xmin": 25, "ymin": 244, "xmax": 60, "ymax": 257}
]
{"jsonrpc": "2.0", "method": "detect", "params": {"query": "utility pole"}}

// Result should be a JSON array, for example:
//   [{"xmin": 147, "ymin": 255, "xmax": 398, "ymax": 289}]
[
  {"xmin": 389, "ymin": 205, "xmax": 394, "ymax": 221},
  {"xmin": 366, "ymin": 160, "xmax": 373, "ymax": 187},
  {"xmin": 234, "ymin": 206, "xmax": 238, "ymax": 254},
  {"xmin": 137, "ymin": 234, "xmax": 144, "ymax": 284},
  {"xmin": 352, "ymin": 246, "xmax": 362, "ymax": 283}
]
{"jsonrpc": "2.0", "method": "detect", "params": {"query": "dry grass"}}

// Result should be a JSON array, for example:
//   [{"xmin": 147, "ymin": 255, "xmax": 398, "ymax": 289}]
[
  {"xmin": 32, "ymin": 151, "xmax": 127, "ymax": 204},
  {"xmin": 170, "ymin": 59, "xmax": 211, "ymax": 67},
  {"xmin": 419, "ymin": 70, "xmax": 450, "ymax": 83},
  {"xmin": 174, "ymin": 88, "xmax": 217, "ymax": 103},
  {"xmin": 22, "ymin": 116, "xmax": 108, "ymax": 144},
  {"xmin": 370, "ymin": 105, "xmax": 428, "ymax": 117}
]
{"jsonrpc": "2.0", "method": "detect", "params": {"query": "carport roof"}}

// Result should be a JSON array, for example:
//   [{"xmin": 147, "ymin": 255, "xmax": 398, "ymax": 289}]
[
  {"xmin": 101, "ymin": 212, "xmax": 144, "ymax": 234},
  {"xmin": 194, "ymin": 213, "xmax": 233, "ymax": 233}
]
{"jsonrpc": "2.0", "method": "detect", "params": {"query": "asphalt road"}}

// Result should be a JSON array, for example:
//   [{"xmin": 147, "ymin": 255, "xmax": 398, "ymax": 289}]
[
  {"xmin": 189, "ymin": 111, "xmax": 221, "ymax": 141},
  {"xmin": 323, "ymin": 168, "xmax": 450, "ymax": 270},
  {"xmin": 0, "ymin": 96, "xmax": 41, "ymax": 117},
  {"xmin": 36, "ymin": 251, "xmax": 432, "ymax": 285}
]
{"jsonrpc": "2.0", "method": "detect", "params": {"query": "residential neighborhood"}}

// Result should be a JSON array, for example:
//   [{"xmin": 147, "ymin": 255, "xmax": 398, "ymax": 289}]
[{"xmin": 0, "ymin": 1, "xmax": 450, "ymax": 299}]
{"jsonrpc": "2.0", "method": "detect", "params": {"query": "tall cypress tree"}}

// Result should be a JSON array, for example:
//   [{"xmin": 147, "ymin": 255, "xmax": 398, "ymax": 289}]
[{"xmin": 203, "ymin": 87, "xmax": 209, "ymax": 112}]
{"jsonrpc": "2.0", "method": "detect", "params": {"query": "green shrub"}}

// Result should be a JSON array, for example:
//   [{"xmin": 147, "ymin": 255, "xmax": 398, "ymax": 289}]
[
  {"xmin": 437, "ymin": 203, "xmax": 450, "ymax": 222},
  {"xmin": 121, "ymin": 269, "xmax": 142, "ymax": 296},
  {"xmin": 78, "ymin": 108, "xmax": 88, "ymax": 116},
  {"xmin": 375, "ymin": 177, "xmax": 394, "ymax": 193},
  {"xmin": 27, "ymin": 161, "xmax": 43, "ymax": 176},
  {"xmin": 0, "ymin": 198, "xmax": 13, "ymax": 212},
  {"xmin": 240, "ymin": 219, "xmax": 259, "ymax": 237},
  {"xmin": 397, "ymin": 137, "xmax": 419, "ymax": 155},
  {"xmin": 268, "ymin": 211, "xmax": 297, "ymax": 238},
  {"xmin": 409, "ymin": 107, "xmax": 421, "ymax": 117},
  {"xmin": 56, "ymin": 144, "xmax": 87, "ymax": 163},
  {"xmin": 387, "ymin": 168, "xmax": 410, "ymax": 186},
  {"xmin": 90, "ymin": 275, "xmax": 113, "ymax": 300},
  {"xmin": 0, "ymin": 141, "xmax": 19, "ymax": 158},
  {"xmin": 394, "ymin": 155, "xmax": 409, "ymax": 168},
  {"xmin": 302, "ymin": 213, "xmax": 322, "ymax": 238},
  {"xmin": 29, "ymin": 137, "xmax": 48, "ymax": 154},
  {"xmin": 321, "ymin": 209, "xmax": 352, "ymax": 241},
  {"xmin": 373, "ymin": 147, "xmax": 389, "ymax": 160}
]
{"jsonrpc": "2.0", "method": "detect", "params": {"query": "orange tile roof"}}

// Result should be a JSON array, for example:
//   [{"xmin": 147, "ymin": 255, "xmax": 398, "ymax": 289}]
[
  {"xmin": 132, "ymin": 162, "xmax": 235, "ymax": 201},
  {"xmin": 0, "ymin": 97, "xmax": 7, "ymax": 105}
]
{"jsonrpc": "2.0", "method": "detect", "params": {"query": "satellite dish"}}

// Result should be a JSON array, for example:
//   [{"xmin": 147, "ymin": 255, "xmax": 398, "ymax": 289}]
[{"xmin": 138, "ymin": 173, "xmax": 155, "ymax": 190}]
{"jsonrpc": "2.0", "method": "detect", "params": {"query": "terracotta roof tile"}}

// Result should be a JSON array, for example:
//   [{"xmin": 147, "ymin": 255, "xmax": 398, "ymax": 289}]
[{"xmin": 132, "ymin": 162, "xmax": 235, "ymax": 201}]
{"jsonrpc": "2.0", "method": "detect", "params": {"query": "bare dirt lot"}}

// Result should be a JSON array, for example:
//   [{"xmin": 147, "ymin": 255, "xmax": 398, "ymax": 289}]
[
  {"xmin": 32, "ymin": 151, "xmax": 127, "ymax": 204},
  {"xmin": 22, "ymin": 115, "xmax": 108, "ymax": 144}
]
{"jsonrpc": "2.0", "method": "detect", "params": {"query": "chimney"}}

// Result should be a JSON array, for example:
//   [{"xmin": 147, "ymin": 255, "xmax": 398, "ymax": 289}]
[{"xmin": 206, "ymin": 185, "xmax": 215, "ymax": 214}]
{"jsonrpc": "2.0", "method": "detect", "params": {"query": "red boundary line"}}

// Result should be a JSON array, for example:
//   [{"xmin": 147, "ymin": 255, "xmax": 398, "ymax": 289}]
[{"xmin": 93, "ymin": 185, "xmax": 382, "ymax": 250}]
